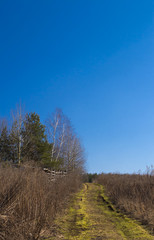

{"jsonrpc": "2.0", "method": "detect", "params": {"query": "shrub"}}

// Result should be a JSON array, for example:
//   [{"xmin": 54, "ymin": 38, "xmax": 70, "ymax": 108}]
[
  {"xmin": 96, "ymin": 171, "xmax": 154, "ymax": 234},
  {"xmin": 0, "ymin": 165, "xmax": 82, "ymax": 240}
]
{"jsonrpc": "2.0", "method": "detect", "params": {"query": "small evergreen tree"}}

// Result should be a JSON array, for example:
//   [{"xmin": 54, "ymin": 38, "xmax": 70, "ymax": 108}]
[
  {"xmin": 0, "ymin": 126, "xmax": 11, "ymax": 162},
  {"xmin": 22, "ymin": 112, "xmax": 51, "ymax": 163}
]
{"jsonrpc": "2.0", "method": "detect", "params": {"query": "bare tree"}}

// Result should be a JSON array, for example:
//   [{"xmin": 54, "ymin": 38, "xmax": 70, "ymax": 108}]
[
  {"xmin": 46, "ymin": 109, "xmax": 85, "ymax": 171},
  {"xmin": 62, "ymin": 122, "xmax": 85, "ymax": 172},
  {"xmin": 10, "ymin": 102, "xmax": 25, "ymax": 164},
  {"xmin": 46, "ymin": 109, "xmax": 66, "ymax": 167}
]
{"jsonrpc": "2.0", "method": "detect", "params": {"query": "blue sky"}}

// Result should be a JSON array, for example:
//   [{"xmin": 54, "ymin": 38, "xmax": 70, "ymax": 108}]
[{"xmin": 0, "ymin": 0, "xmax": 154, "ymax": 173}]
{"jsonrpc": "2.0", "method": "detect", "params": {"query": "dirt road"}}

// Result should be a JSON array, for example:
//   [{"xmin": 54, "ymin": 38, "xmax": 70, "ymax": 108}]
[{"xmin": 47, "ymin": 183, "xmax": 154, "ymax": 240}]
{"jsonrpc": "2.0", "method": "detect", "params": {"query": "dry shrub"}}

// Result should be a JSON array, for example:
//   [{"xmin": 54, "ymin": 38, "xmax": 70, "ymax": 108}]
[
  {"xmin": 0, "ymin": 165, "xmax": 82, "ymax": 240},
  {"xmin": 96, "ymin": 171, "xmax": 154, "ymax": 234}
]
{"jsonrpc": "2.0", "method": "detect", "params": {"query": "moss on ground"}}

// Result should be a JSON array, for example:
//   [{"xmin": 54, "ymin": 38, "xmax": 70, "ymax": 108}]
[{"xmin": 45, "ymin": 183, "xmax": 154, "ymax": 240}]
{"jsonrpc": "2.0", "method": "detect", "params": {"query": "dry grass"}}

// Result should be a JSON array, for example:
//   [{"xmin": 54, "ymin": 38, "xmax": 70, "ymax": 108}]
[
  {"xmin": 0, "ymin": 165, "xmax": 82, "ymax": 240},
  {"xmin": 96, "ymin": 170, "xmax": 154, "ymax": 234}
]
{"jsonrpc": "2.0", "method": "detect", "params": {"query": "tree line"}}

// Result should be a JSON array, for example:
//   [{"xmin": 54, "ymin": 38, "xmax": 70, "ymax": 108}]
[{"xmin": 0, "ymin": 105, "xmax": 85, "ymax": 171}]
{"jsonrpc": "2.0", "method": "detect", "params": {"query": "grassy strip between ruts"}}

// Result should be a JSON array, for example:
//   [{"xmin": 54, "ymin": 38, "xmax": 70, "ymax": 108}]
[{"xmin": 45, "ymin": 183, "xmax": 154, "ymax": 240}]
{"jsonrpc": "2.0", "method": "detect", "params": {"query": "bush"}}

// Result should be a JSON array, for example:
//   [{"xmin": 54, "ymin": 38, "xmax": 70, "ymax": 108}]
[
  {"xmin": 0, "ymin": 165, "xmax": 82, "ymax": 240},
  {"xmin": 96, "ymin": 171, "xmax": 154, "ymax": 234}
]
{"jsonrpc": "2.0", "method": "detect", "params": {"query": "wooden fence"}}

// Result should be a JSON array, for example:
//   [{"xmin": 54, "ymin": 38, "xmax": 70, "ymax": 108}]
[{"xmin": 43, "ymin": 168, "xmax": 67, "ymax": 180}]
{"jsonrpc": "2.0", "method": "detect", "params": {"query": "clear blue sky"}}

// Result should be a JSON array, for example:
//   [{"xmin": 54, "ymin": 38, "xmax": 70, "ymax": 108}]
[{"xmin": 0, "ymin": 1, "xmax": 154, "ymax": 173}]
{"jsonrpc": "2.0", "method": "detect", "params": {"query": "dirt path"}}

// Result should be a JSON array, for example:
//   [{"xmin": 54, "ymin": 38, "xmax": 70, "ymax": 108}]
[{"xmin": 46, "ymin": 183, "xmax": 154, "ymax": 240}]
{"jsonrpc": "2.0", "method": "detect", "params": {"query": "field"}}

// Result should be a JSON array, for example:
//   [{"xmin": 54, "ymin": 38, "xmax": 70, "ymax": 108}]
[{"xmin": 96, "ymin": 171, "xmax": 154, "ymax": 234}]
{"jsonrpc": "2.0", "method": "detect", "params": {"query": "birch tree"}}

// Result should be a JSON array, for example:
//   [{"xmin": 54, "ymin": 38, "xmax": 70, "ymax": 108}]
[
  {"xmin": 46, "ymin": 109, "xmax": 66, "ymax": 169},
  {"xmin": 62, "ymin": 121, "xmax": 85, "ymax": 172},
  {"xmin": 46, "ymin": 109, "xmax": 85, "ymax": 171},
  {"xmin": 10, "ymin": 103, "xmax": 25, "ymax": 164}
]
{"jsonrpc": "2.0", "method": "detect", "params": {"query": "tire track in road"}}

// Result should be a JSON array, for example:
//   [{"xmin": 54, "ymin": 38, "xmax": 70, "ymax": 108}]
[{"xmin": 47, "ymin": 183, "xmax": 154, "ymax": 240}]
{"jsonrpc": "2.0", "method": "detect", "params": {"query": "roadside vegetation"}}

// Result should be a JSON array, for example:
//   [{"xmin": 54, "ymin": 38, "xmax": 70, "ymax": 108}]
[
  {"xmin": 96, "ymin": 168, "xmax": 154, "ymax": 234},
  {"xmin": 0, "ymin": 166, "xmax": 83, "ymax": 240}
]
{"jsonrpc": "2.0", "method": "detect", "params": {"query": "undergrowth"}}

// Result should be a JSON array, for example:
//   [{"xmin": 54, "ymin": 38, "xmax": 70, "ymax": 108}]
[
  {"xmin": 0, "ymin": 165, "xmax": 82, "ymax": 240},
  {"xmin": 96, "ymin": 170, "xmax": 154, "ymax": 234}
]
